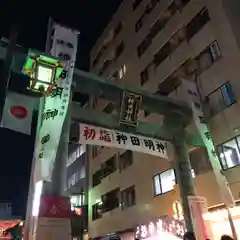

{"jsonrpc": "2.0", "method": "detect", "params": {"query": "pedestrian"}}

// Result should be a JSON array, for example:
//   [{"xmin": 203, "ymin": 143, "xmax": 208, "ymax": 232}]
[
  {"xmin": 183, "ymin": 232, "xmax": 196, "ymax": 240},
  {"xmin": 220, "ymin": 235, "xmax": 234, "ymax": 240}
]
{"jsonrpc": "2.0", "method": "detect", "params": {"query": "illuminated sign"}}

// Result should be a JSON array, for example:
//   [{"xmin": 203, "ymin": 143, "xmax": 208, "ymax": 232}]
[{"xmin": 135, "ymin": 216, "xmax": 186, "ymax": 239}]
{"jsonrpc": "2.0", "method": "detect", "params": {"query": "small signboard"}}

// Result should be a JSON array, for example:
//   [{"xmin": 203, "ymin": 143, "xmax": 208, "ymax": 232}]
[
  {"xmin": 119, "ymin": 91, "xmax": 142, "ymax": 127},
  {"xmin": 188, "ymin": 196, "xmax": 212, "ymax": 240},
  {"xmin": 34, "ymin": 196, "xmax": 72, "ymax": 240}
]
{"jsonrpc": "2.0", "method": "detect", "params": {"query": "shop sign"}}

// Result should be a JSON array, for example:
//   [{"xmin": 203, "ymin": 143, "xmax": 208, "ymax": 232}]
[{"xmin": 135, "ymin": 216, "xmax": 186, "ymax": 239}]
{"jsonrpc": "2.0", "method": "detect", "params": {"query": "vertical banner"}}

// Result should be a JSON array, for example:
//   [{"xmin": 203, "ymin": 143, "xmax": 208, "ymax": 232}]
[
  {"xmin": 181, "ymin": 79, "xmax": 235, "ymax": 207},
  {"xmin": 34, "ymin": 23, "xmax": 79, "ymax": 182}
]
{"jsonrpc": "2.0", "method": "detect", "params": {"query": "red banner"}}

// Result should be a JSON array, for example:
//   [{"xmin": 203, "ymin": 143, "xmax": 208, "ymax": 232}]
[{"xmin": 39, "ymin": 196, "xmax": 71, "ymax": 219}]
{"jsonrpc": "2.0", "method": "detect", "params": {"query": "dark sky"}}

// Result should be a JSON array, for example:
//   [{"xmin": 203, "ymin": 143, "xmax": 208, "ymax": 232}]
[{"xmin": 0, "ymin": 0, "xmax": 122, "ymax": 216}]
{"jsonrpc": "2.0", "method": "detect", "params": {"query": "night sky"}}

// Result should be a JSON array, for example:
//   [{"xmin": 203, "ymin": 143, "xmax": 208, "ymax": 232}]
[{"xmin": 0, "ymin": 0, "xmax": 122, "ymax": 216}]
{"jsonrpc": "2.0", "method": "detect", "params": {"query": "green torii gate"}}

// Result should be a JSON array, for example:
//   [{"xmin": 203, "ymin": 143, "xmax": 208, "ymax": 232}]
[
  {"xmin": 8, "ymin": 47, "xmax": 203, "ymax": 232},
  {"xmin": 71, "ymin": 69, "xmax": 204, "ymax": 232}
]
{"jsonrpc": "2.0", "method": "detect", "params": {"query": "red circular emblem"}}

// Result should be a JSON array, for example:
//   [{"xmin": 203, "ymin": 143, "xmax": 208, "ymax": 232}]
[{"xmin": 10, "ymin": 106, "xmax": 28, "ymax": 119}]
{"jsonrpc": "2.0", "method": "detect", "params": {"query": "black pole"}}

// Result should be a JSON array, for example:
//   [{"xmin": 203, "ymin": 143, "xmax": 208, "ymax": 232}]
[{"xmin": 0, "ymin": 20, "xmax": 20, "ymax": 121}]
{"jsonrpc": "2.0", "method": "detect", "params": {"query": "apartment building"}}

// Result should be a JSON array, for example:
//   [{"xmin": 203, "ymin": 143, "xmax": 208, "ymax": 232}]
[
  {"xmin": 66, "ymin": 123, "xmax": 88, "ymax": 239},
  {"xmin": 88, "ymin": 0, "xmax": 240, "ymax": 239}
]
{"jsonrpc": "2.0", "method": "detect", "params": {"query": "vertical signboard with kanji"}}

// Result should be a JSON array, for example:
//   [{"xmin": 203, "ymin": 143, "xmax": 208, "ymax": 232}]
[
  {"xmin": 181, "ymin": 79, "xmax": 235, "ymax": 207},
  {"xmin": 34, "ymin": 24, "xmax": 79, "ymax": 182},
  {"xmin": 119, "ymin": 92, "xmax": 142, "ymax": 127}
]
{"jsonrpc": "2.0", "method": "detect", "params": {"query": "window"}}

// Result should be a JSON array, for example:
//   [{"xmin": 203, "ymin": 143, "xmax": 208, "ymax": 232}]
[
  {"xmin": 217, "ymin": 137, "xmax": 240, "ymax": 170},
  {"xmin": 101, "ymin": 188, "xmax": 120, "ymax": 212},
  {"xmin": 119, "ymin": 150, "xmax": 133, "ymax": 170},
  {"xmin": 153, "ymin": 169, "xmax": 176, "ymax": 195},
  {"xmin": 118, "ymin": 64, "xmax": 127, "ymax": 79},
  {"xmin": 136, "ymin": 0, "xmax": 186, "ymax": 56},
  {"xmin": 135, "ymin": 17, "xmax": 143, "ymax": 33},
  {"xmin": 153, "ymin": 168, "xmax": 195, "ymax": 195},
  {"xmin": 99, "ymin": 60, "xmax": 112, "ymax": 76},
  {"xmin": 92, "ymin": 201, "xmax": 102, "ymax": 220},
  {"xmin": 196, "ymin": 41, "xmax": 221, "ymax": 74},
  {"xmin": 137, "ymin": 35, "xmax": 152, "ymax": 57},
  {"xmin": 135, "ymin": 0, "xmax": 159, "ymax": 32},
  {"xmin": 92, "ymin": 169, "xmax": 102, "ymax": 187},
  {"xmin": 67, "ymin": 145, "xmax": 86, "ymax": 167},
  {"xmin": 207, "ymin": 82, "xmax": 236, "ymax": 116},
  {"xmin": 186, "ymin": 8, "xmax": 210, "ymax": 40},
  {"xmin": 115, "ymin": 42, "xmax": 124, "ymax": 59},
  {"xmin": 102, "ymin": 155, "xmax": 117, "ymax": 177},
  {"xmin": 121, "ymin": 186, "xmax": 136, "ymax": 209},
  {"xmin": 114, "ymin": 23, "xmax": 122, "ymax": 37},
  {"xmin": 68, "ymin": 172, "xmax": 79, "ymax": 188},
  {"xmin": 133, "ymin": 0, "xmax": 143, "ymax": 11},
  {"xmin": 154, "ymin": 42, "xmax": 171, "ymax": 67},
  {"xmin": 209, "ymin": 41, "xmax": 221, "ymax": 61},
  {"xmin": 140, "ymin": 67, "xmax": 149, "ymax": 85},
  {"xmin": 154, "ymin": 28, "xmax": 186, "ymax": 67}
]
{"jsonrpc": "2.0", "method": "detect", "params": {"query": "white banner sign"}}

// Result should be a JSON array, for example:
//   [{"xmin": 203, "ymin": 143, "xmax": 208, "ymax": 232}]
[
  {"xmin": 79, "ymin": 123, "xmax": 168, "ymax": 158},
  {"xmin": 34, "ymin": 23, "xmax": 79, "ymax": 182},
  {"xmin": 181, "ymin": 79, "xmax": 235, "ymax": 207}
]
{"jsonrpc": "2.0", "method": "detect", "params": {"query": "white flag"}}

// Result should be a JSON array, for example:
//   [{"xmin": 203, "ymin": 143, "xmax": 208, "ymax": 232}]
[{"xmin": 1, "ymin": 91, "xmax": 39, "ymax": 135}]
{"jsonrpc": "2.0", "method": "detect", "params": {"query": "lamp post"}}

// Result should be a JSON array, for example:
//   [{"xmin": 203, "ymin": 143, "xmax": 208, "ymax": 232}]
[{"xmin": 22, "ymin": 51, "xmax": 67, "ymax": 240}]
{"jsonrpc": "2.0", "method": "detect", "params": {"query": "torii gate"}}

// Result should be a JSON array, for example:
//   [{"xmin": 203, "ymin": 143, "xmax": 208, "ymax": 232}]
[
  {"xmin": 1, "ymin": 20, "xmax": 236, "ymax": 239},
  {"xmin": 11, "ymin": 48, "xmax": 202, "ymax": 232},
  {"xmin": 9, "ymin": 43, "xmax": 237, "ymax": 238},
  {"xmin": 70, "ymin": 68, "xmax": 201, "ymax": 232}
]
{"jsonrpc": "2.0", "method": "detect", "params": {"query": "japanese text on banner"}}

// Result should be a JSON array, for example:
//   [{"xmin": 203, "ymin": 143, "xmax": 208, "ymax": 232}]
[
  {"xmin": 34, "ymin": 24, "xmax": 78, "ymax": 182},
  {"xmin": 79, "ymin": 123, "xmax": 168, "ymax": 158}
]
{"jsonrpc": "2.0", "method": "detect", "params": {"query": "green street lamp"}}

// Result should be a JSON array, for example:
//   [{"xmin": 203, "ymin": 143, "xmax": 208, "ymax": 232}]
[{"xmin": 22, "ymin": 50, "xmax": 66, "ymax": 93}]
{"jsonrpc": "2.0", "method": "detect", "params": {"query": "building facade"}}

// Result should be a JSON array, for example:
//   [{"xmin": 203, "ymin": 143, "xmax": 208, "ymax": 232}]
[
  {"xmin": 88, "ymin": 0, "xmax": 240, "ymax": 239},
  {"xmin": 66, "ymin": 125, "xmax": 88, "ymax": 240}
]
